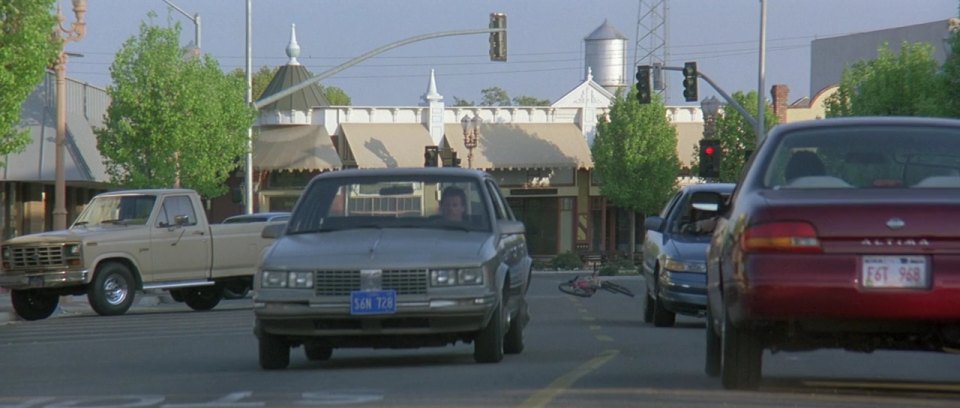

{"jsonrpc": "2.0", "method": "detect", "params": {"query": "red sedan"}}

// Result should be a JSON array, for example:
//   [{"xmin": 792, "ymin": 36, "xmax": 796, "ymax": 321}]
[{"xmin": 703, "ymin": 116, "xmax": 960, "ymax": 390}]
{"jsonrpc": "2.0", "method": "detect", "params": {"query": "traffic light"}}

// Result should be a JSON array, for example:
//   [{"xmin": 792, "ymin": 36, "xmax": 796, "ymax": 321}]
[
  {"xmin": 451, "ymin": 151, "xmax": 461, "ymax": 167},
  {"xmin": 489, "ymin": 13, "xmax": 507, "ymax": 62},
  {"xmin": 424, "ymin": 146, "xmax": 439, "ymax": 167},
  {"xmin": 699, "ymin": 139, "xmax": 721, "ymax": 179},
  {"xmin": 682, "ymin": 61, "xmax": 698, "ymax": 102},
  {"xmin": 635, "ymin": 65, "xmax": 651, "ymax": 104}
]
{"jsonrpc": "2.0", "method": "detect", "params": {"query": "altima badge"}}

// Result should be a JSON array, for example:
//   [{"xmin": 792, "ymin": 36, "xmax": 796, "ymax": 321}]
[{"xmin": 886, "ymin": 217, "xmax": 905, "ymax": 230}]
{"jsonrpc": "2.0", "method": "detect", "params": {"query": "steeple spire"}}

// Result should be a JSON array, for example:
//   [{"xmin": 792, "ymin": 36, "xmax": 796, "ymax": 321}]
[
  {"xmin": 286, "ymin": 23, "xmax": 301, "ymax": 65},
  {"xmin": 423, "ymin": 69, "xmax": 442, "ymax": 102}
]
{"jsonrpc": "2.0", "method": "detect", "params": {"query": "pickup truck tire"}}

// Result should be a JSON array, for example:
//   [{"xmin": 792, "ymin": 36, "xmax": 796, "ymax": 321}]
[
  {"xmin": 304, "ymin": 343, "xmax": 333, "ymax": 361},
  {"xmin": 87, "ymin": 262, "xmax": 135, "ymax": 316},
  {"xmin": 474, "ymin": 297, "xmax": 505, "ymax": 363},
  {"xmin": 720, "ymin": 306, "xmax": 763, "ymax": 390},
  {"xmin": 259, "ymin": 333, "xmax": 290, "ymax": 369},
  {"xmin": 182, "ymin": 285, "xmax": 223, "ymax": 311},
  {"xmin": 11, "ymin": 289, "xmax": 59, "ymax": 321}
]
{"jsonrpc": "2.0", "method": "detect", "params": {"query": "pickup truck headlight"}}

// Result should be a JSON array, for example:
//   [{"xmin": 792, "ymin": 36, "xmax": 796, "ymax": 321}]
[
  {"xmin": 63, "ymin": 244, "xmax": 81, "ymax": 257},
  {"xmin": 431, "ymin": 267, "xmax": 484, "ymax": 286},
  {"xmin": 663, "ymin": 257, "xmax": 706, "ymax": 273},
  {"xmin": 261, "ymin": 270, "xmax": 314, "ymax": 289},
  {"xmin": 1, "ymin": 246, "xmax": 9, "ymax": 260}
]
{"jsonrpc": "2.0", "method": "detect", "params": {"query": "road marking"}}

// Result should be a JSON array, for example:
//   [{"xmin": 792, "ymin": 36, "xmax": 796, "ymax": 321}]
[
  {"xmin": 588, "ymin": 325, "xmax": 601, "ymax": 331},
  {"xmin": 519, "ymin": 349, "xmax": 619, "ymax": 408},
  {"xmin": 595, "ymin": 335, "xmax": 614, "ymax": 342}
]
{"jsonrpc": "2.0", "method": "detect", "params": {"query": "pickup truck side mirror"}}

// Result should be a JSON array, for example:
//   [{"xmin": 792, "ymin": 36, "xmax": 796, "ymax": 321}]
[{"xmin": 174, "ymin": 215, "xmax": 191, "ymax": 226}]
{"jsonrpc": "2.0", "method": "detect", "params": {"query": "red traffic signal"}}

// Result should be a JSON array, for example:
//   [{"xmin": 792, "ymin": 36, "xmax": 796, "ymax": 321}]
[{"xmin": 704, "ymin": 146, "xmax": 715, "ymax": 156}]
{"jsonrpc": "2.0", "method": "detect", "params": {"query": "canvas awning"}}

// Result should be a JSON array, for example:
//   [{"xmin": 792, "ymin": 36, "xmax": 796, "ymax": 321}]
[
  {"xmin": 442, "ymin": 123, "xmax": 593, "ymax": 170},
  {"xmin": 253, "ymin": 125, "xmax": 341, "ymax": 171},
  {"xmin": 340, "ymin": 123, "xmax": 433, "ymax": 168}
]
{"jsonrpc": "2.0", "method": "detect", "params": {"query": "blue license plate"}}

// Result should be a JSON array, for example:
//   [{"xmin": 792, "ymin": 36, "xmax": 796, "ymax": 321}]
[{"xmin": 350, "ymin": 290, "xmax": 397, "ymax": 315}]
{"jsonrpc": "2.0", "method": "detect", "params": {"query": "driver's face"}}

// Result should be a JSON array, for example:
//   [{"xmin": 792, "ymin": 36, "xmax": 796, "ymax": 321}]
[{"xmin": 442, "ymin": 196, "xmax": 465, "ymax": 221}]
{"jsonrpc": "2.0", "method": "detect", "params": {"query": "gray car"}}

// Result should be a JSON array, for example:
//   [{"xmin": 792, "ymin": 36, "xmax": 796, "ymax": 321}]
[
  {"xmin": 253, "ymin": 167, "xmax": 533, "ymax": 369},
  {"xmin": 641, "ymin": 182, "xmax": 735, "ymax": 327}
]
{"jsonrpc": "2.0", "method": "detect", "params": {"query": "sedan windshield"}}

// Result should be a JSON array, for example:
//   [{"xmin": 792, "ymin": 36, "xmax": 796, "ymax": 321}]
[
  {"xmin": 287, "ymin": 175, "xmax": 491, "ymax": 234},
  {"xmin": 763, "ymin": 125, "xmax": 960, "ymax": 189}
]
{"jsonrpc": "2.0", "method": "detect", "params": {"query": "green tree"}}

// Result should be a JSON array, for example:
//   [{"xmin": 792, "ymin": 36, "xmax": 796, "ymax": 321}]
[
  {"xmin": 0, "ymin": 0, "xmax": 59, "ymax": 165},
  {"xmin": 229, "ymin": 66, "xmax": 276, "ymax": 101},
  {"xmin": 825, "ymin": 41, "xmax": 943, "ymax": 117},
  {"xmin": 512, "ymin": 95, "xmax": 551, "ymax": 106},
  {"xmin": 940, "ymin": 21, "xmax": 960, "ymax": 118},
  {"xmin": 593, "ymin": 89, "xmax": 679, "ymax": 256},
  {"xmin": 97, "ymin": 19, "xmax": 255, "ymax": 198},
  {"xmin": 480, "ymin": 86, "xmax": 511, "ymax": 106},
  {"xmin": 710, "ymin": 91, "xmax": 777, "ymax": 182},
  {"xmin": 322, "ymin": 86, "xmax": 351, "ymax": 105},
  {"xmin": 452, "ymin": 96, "xmax": 474, "ymax": 106}
]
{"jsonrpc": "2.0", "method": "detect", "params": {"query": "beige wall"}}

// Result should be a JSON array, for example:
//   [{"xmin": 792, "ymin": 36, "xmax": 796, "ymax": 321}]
[{"xmin": 786, "ymin": 86, "xmax": 838, "ymax": 123}]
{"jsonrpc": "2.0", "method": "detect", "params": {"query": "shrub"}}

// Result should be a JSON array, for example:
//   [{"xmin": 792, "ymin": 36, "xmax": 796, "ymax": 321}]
[
  {"xmin": 551, "ymin": 251, "xmax": 583, "ymax": 270},
  {"xmin": 598, "ymin": 264, "xmax": 620, "ymax": 276},
  {"xmin": 532, "ymin": 258, "xmax": 551, "ymax": 271}
]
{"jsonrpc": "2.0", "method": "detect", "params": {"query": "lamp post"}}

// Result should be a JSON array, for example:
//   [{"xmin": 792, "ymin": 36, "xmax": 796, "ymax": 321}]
[
  {"xmin": 162, "ymin": 0, "xmax": 201, "ymax": 56},
  {"xmin": 460, "ymin": 114, "xmax": 481, "ymax": 169},
  {"xmin": 53, "ymin": 0, "xmax": 87, "ymax": 230},
  {"xmin": 701, "ymin": 96, "xmax": 722, "ymax": 139}
]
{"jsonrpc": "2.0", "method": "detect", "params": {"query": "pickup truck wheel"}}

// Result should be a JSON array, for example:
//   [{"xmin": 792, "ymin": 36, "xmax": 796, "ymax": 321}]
[
  {"xmin": 504, "ymin": 298, "xmax": 527, "ymax": 354},
  {"xmin": 258, "ymin": 333, "xmax": 290, "ymax": 369},
  {"xmin": 87, "ymin": 262, "xmax": 135, "ymax": 316},
  {"xmin": 11, "ymin": 290, "xmax": 59, "ymax": 321},
  {"xmin": 182, "ymin": 285, "xmax": 223, "ymax": 311},
  {"xmin": 704, "ymin": 306, "xmax": 721, "ymax": 377},
  {"xmin": 474, "ymin": 297, "xmax": 504, "ymax": 363},
  {"xmin": 304, "ymin": 343, "xmax": 333, "ymax": 361},
  {"xmin": 720, "ymin": 306, "xmax": 763, "ymax": 390}
]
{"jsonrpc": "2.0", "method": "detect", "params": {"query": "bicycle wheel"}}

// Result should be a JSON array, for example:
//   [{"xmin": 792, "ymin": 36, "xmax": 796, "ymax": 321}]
[
  {"xmin": 558, "ymin": 279, "xmax": 594, "ymax": 298},
  {"xmin": 600, "ymin": 280, "xmax": 635, "ymax": 297}
]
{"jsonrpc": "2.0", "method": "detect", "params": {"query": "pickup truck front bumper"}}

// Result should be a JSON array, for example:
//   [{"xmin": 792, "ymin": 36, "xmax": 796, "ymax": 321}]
[{"xmin": 0, "ymin": 269, "xmax": 89, "ymax": 290}]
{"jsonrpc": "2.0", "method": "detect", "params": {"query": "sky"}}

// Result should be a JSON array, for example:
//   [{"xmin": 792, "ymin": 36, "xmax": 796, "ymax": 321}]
[{"xmin": 64, "ymin": 0, "xmax": 959, "ymax": 107}]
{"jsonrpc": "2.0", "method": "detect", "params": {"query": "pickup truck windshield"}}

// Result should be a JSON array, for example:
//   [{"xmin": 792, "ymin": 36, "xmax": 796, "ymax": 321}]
[
  {"xmin": 73, "ymin": 195, "xmax": 156, "ymax": 227},
  {"xmin": 287, "ymin": 176, "xmax": 491, "ymax": 234}
]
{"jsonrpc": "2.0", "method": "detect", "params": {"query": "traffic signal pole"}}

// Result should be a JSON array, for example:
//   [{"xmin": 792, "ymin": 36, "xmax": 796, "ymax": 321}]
[
  {"xmin": 657, "ymin": 66, "xmax": 760, "ymax": 137},
  {"xmin": 254, "ymin": 26, "xmax": 506, "ymax": 109}
]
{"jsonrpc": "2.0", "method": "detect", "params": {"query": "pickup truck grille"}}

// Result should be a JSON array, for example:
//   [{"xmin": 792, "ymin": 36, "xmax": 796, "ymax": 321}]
[
  {"xmin": 6, "ymin": 245, "xmax": 65, "ymax": 269},
  {"xmin": 314, "ymin": 269, "xmax": 428, "ymax": 296}
]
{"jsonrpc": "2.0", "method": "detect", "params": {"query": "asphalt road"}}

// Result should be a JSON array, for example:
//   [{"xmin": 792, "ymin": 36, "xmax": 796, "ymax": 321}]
[{"xmin": 1, "ymin": 272, "xmax": 959, "ymax": 407}]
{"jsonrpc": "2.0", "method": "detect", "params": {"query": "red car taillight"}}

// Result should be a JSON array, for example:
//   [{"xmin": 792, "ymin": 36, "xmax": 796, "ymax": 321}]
[{"xmin": 740, "ymin": 222, "xmax": 822, "ymax": 253}]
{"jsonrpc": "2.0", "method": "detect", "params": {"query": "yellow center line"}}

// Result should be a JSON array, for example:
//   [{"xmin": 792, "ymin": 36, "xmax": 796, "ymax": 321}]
[{"xmin": 519, "ymin": 349, "xmax": 620, "ymax": 408}]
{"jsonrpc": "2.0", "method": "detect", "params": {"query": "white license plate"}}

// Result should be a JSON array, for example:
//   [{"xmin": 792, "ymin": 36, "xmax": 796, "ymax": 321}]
[{"xmin": 861, "ymin": 255, "xmax": 928, "ymax": 289}]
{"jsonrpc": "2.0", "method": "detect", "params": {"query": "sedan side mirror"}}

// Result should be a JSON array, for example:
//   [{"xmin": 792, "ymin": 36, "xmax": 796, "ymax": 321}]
[{"xmin": 261, "ymin": 222, "xmax": 286, "ymax": 239}]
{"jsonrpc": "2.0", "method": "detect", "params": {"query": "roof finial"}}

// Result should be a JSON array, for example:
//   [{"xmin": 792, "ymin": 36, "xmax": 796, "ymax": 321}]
[
  {"xmin": 424, "ymin": 69, "xmax": 442, "ymax": 102},
  {"xmin": 286, "ymin": 23, "xmax": 301, "ymax": 65},
  {"xmin": 587, "ymin": 66, "xmax": 593, "ymax": 81}
]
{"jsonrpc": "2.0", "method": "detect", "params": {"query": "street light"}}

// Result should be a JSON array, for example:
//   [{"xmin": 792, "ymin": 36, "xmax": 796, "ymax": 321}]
[
  {"xmin": 53, "ymin": 0, "xmax": 87, "ymax": 230},
  {"xmin": 162, "ymin": 0, "xmax": 201, "ymax": 56},
  {"xmin": 460, "ymin": 114, "xmax": 481, "ymax": 169},
  {"xmin": 701, "ymin": 95, "xmax": 722, "ymax": 139}
]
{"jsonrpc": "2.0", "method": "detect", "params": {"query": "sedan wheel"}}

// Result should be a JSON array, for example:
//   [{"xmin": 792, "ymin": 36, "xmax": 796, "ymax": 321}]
[
  {"xmin": 720, "ymin": 306, "xmax": 763, "ymax": 390},
  {"xmin": 259, "ymin": 333, "xmax": 290, "ymax": 370},
  {"xmin": 704, "ymin": 306, "xmax": 721, "ymax": 377},
  {"xmin": 474, "ymin": 298, "xmax": 504, "ymax": 363}
]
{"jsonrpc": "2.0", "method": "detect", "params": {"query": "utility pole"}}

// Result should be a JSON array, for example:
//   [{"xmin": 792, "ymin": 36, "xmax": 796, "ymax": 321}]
[{"xmin": 757, "ymin": 0, "xmax": 767, "ymax": 144}]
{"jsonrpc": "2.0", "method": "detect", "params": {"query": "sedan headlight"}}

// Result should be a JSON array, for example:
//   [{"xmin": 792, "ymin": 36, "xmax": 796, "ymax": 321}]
[
  {"xmin": 430, "ymin": 267, "xmax": 484, "ymax": 286},
  {"xmin": 261, "ymin": 270, "xmax": 314, "ymax": 288},
  {"xmin": 663, "ymin": 257, "xmax": 706, "ymax": 273}
]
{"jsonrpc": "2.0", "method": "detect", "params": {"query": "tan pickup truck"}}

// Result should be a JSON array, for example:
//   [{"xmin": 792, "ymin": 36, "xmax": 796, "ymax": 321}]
[{"xmin": 0, "ymin": 189, "xmax": 279, "ymax": 320}]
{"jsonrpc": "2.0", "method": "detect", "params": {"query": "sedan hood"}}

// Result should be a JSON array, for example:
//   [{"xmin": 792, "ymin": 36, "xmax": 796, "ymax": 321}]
[
  {"xmin": 666, "ymin": 238, "xmax": 709, "ymax": 262},
  {"xmin": 264, "ymin": 228, "xmax": 492, "ymax": 270}
]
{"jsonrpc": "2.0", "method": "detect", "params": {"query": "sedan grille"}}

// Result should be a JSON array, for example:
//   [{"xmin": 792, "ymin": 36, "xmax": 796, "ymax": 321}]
[
  {"xmin": 314, "ymin": 269, "xmax": 428, "ymax": 296},
  {"xmin": 7, "ymin": 245, "xmax": 65, "ymax": 269}
]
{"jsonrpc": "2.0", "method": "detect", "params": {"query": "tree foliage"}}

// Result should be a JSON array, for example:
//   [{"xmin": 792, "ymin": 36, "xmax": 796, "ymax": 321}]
[
  {"xmin": 825, "ymin": 41, "xmax": 943, "ymax": 117},
  {"xmin": 452, "ymin": 97, "xmax": 474, "ymax": 106},
  {"xmin": 941, "ymin": 23, "xmax": 960, "ymax": 118},
  {"xmin": 592, "ymin": 89, "xmax": 679, "ymax": 215},
  {"xmin": 710, "ymin": 91, "xmax": 777, "ymax": 182},
  {"xmin": 512, "ymin": 95, "xmax": 551, "ymax": 106},
  {"xmin": 454, "ymin": 86, "xmax": 551, "ymax": 107},
  {"xmin": 96, "ymin": 19, "xmax": 255, "ymax": 198},
  {"xmin": 0, "ymin": 0, "xmax": 59, "ymax": 165},
  {"xmin": 481, "ymin": 86, "xmax": 511, "ymax": 106}
]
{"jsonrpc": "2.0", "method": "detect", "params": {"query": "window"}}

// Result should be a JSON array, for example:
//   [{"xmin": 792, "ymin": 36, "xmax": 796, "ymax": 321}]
[{"xmin": 156, "ymin": 196, "xmax": 197, "ymax": 227}]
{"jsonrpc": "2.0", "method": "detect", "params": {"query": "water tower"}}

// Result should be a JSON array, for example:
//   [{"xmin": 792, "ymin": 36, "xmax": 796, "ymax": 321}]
[{"xmin": 584, "ymin": 20, "xmax": 628, "ymax": 95}]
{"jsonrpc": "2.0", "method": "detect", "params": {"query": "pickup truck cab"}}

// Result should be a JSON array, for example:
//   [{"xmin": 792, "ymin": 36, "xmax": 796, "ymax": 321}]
[{"xmin": 0, "ymin": 189, "xmax": 278, "ymax": 320}]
